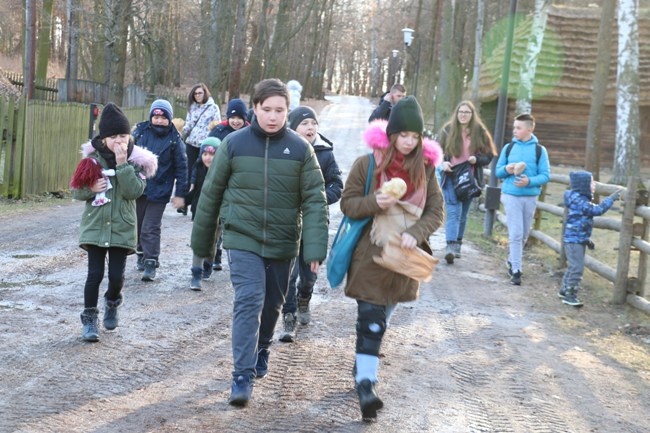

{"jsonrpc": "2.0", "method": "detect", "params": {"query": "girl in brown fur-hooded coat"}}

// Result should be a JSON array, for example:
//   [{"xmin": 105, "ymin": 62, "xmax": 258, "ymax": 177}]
[{"xmin": 339, "ymin": 96, "xmax": 444, "ymax": 421}]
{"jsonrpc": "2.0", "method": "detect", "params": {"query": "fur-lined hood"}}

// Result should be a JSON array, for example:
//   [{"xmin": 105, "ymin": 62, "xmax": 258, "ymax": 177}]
[
  {"xmin": 81, "ymin": 141, "xmax": 158, "ymax": 179},
  {"xmin": 362, "ymin": 120, "xmax": 443, "ymax": 167}
]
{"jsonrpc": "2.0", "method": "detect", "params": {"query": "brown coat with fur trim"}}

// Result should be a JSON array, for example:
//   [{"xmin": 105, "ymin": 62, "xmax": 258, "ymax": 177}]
[{"xmin": 340, "ymin": 153, "xmax": 444, "ymax": 305}]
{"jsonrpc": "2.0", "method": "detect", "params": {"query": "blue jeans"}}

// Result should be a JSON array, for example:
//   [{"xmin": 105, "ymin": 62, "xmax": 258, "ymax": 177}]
[
  {"xmin": 442, "ymin": 178, "xmax": 472, "ymax": 242},
  {"xmin": 282, "ymin": 242, "xmax": 317, "ymax": 314},
  {"xmin": 228, "ymin": 249, "xmax": 294, "ymax": 379}
]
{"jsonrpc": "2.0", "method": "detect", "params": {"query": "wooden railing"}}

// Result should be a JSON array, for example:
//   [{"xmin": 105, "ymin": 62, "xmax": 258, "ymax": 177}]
[{"xmin": 484, "ymin": 169, "xmax": 650, "ymax": 314}]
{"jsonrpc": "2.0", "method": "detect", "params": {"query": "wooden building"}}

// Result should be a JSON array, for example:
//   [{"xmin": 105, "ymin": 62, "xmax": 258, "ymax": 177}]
[{"xmin": 476, "ymin": 4, "xmax": 650, "ymax": 167}]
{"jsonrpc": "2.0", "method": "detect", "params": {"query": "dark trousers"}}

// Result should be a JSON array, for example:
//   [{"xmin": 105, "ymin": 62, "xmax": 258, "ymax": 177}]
[
  {"xmin": 186, "ymin": 145, "xmax": 200, "ymax": 187},
  {"xmin": 83, "ymin": 245, "xmax": 128, "ymax": 308},
  {"xmin": 136, "ymin": 197, "xmax": 167, "ymax": 261},
  {"xmin": 282, "ymin": 242, "xmax": 316, "ymax": 314},
  {"xmin": 228, "ymin": 249, "xmax": 293, "ymax": 378}
]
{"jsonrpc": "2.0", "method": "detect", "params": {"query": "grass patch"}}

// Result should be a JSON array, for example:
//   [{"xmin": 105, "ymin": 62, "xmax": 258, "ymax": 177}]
[{"xmin": 0, "ymin": 192, "xmax": 72, "ymax": 218}]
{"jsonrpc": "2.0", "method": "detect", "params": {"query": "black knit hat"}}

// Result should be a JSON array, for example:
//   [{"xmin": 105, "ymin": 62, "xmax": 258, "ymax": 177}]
[
  {"xmin": 226, "ymin": 98, "xmax": 248, "ymax": 120},
  {"xmin": 99, "ymin": 103, "xmax": 131, "ymax": 139},
  {"xmin": 288, "ymin": 106, "xmax": 318, "ymax": 131},
  {"xmin": 385, "ymin": 96, "xmax": 423, "ymax": 136}
]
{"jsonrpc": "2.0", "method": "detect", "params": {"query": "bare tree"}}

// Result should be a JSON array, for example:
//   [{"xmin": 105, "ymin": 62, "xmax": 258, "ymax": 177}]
[
  {"xmin": 515, "ymin": 0, "xmax": 551, "ymax": 115},
  {"xmin": 612, "ymin": 0, "xmax": 640, "ymax": 184},
  {"xmin": 585, "ymin": 0, "xmax": 615, "ymax": 180},
  {"xmin": 227, "ymin": 0, "xmax": 247, "ymax": 98},
  {"xmin": 470, "ymin": 0, "xmax": 485, "ymax": 104},
  {"xmin": 35, "ymin": 0, "xmax": 54, "ymax": 84}
]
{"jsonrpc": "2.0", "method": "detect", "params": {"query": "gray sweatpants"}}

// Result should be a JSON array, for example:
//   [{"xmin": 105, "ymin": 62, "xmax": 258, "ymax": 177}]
[
  {"xmin": 228, "ymin": 249, "xmax": 293, "ymax": 379},
  {"xmin": 562, "ymin": 243, "xmax": 586, "ymax": 289},
  {"xmin": 500, "ymin": 193, "xmax": 538, "ymax": 273}
]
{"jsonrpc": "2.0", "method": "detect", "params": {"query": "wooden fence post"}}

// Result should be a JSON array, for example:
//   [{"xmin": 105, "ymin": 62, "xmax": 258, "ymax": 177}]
[{"xmin": 613, "ymin": 176, "xmax": 638, "ymax": 304}]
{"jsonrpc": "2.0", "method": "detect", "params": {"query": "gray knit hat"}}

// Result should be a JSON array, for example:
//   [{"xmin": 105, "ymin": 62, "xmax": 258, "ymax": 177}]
[{"xmin": 150, "ymin": 99, "xmax": 173, "ymax": 122}]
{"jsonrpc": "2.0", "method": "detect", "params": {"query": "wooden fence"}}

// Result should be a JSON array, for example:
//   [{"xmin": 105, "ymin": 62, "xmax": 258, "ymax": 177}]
[
  {"xmin": 0, "ymin": 99, "xmax": 185, "ymax": 198},
  {"xmin": 484, "ymin": 169, "xmax": 650, "ymax": 314},
  {"xmin": 4, "ymin": 71, "xmax": 58, "ymax": 102}
]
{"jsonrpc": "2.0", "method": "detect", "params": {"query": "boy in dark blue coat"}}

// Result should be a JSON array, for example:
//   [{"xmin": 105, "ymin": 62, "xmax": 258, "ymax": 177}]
[
  {"xmin": 132, "ymin": 99, "xmax": 188, "ymax": 281},
  {"xmin": 278, "ymin": 105, "xmax": 343, "ymax": 342},
  {"xmin": 560, "ymin": 170, "xmax": 621, "ymax": 307}
]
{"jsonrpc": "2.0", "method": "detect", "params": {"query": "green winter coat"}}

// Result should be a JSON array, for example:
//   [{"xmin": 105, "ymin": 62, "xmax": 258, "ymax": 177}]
[
  {"xmin": 72, "ymin": 150, "xmax": 149, "ymax": 253},
  {"xmin": 191, "ymin": 121, "xmax": 329, "ymax": 262}
]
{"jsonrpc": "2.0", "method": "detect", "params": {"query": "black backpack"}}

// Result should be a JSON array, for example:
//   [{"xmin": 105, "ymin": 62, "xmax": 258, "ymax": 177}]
[{"xmin": 503, "ymin": 141, "xmax": 543, "ymax": 164}]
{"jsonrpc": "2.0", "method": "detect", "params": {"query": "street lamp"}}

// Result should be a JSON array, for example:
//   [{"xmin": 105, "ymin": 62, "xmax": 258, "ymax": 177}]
[
  {"xmin": 401, "ymin": 27, "xmax": 421, "ymax": 96},
  {"xmin": 391, "ymin": 49, "xmax": 400, "ymax": 85}
]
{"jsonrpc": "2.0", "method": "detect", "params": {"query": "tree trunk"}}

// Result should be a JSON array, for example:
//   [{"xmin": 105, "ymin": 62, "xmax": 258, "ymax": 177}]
[
  {"xmin": 65, "ymin": 0, "xmax": 79, "ymax": 85},
  {"xmin": 246, "ymin": 0, "xmax": 270, "ymax": 95},
  {"xmin": 23, "ymin": 0, "xmax": 36, "ymax": 99},
  {"xmin": 470, "ymin": 0, "xmax": 485, "ymax": 104},
  {"xmin": 515, "ymin": 0, "xmax": 550, "ymax": 115},
  {"xmin": 208, "ymin": 0, "xmax": 224, "ymax": 92},
  {"xmin": 434, "ymin": 1, "xmax": 462, "ymax": 129},
  {"xmin": 612, "ymin": 0, "xmax": 640, "ymax": 185},
  {"xmin": 35, "ymin": 0, "xmax": 54, "ymax": 84},
  {"xmin": 227, "ymin": 0, "xmax": 247, "ymax": 99},
  {"xmin": 585, "ymin": 0, "xmax": 616, "ymax": 181},
  {"xmin": 103, "ymin": 0, "xmax": 132, "ymax": 104}
]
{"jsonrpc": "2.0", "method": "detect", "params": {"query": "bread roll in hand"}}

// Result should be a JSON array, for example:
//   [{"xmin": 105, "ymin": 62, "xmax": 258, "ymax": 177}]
[
  {"xmin": 380, "ymin": 178, "xmax": 407, "ymax": 199},
  {"xmin": 514, "ymin": 162, "xmax": 527, "ymax": 175}
]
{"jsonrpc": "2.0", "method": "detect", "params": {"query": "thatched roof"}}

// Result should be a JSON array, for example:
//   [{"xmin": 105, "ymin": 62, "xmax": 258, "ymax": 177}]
[{"xmin": 477, "ymin": 5, "xmax": 650, "ymax": 105}]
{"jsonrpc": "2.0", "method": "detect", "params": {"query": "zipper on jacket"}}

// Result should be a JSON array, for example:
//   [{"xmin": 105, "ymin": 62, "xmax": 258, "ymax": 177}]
[{"xmin": 262, "ymin": 137, "xmax": 269, "ymax": 254}]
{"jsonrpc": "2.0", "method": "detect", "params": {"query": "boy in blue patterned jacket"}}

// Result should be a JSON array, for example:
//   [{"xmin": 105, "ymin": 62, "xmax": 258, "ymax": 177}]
[{"xmin": 560, "ymin": 170, "xmax": 622, "ymax": 307}]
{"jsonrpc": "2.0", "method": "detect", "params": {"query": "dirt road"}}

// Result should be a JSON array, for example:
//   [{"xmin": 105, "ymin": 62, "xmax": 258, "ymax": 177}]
[{"xmin": 1, "ymin": 96, "xmax": 649, "ymax": 432}]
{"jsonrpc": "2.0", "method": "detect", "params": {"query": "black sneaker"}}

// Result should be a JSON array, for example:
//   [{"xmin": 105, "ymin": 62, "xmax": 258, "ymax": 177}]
[
  {"xmin": 510, "ymin": 271, "xmax": 522, "ymax": 286},
  {"xmin": 562, "ymin": 295, "xmax": 583, "ymax": 307},
  {"xmin": 356, "ymin": 379, "xmax": 383, "ymax": 421},
  {"xmin": 557, "ymin": 288, "xmax": 566, "ymax": 299},
  {"xmin": 506, "ymin": 260, "xmax": 513, "ymax": 277}
]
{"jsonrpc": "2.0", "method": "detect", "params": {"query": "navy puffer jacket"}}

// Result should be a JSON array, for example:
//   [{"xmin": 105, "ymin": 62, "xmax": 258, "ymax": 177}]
[{"xmin": 133, "ymin": 122, "xmax": 188, "ymax": 203}]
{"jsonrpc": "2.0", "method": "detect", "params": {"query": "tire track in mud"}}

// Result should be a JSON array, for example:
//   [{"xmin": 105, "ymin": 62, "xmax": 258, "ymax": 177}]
[
  {"xmin": 425, "ymin": 274, "xmax": 573, "ymax": 433},
  {"xmin": 2, "ymin": 261, "xmax": 236, "ymax": 433}
]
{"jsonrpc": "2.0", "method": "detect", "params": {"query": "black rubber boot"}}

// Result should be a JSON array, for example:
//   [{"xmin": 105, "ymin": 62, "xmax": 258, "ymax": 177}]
[
  {"xmin": 202, "ymin": 261, "xmax": 213, "ymax": 280},
  {"xmin": 190, "ymin": 266, "xmax": 202, "ymax": 291},
  {"xmin": 80, "ymin": 307, "xmax": 100, "ymax": 342},
  {"xmin": 142, "ymin": 259, "xmax": 157, "ymax": 281},
  {"xmin": 135, "ymin": 253, "xmax": 144, "ymax": 271},
  {"xmin": 103, "ymin": 294, "xmax": 123, "ymax": 330},
  {"xmin": 213, "ymin": 249, "xmax": 223, "ymax": 271}
]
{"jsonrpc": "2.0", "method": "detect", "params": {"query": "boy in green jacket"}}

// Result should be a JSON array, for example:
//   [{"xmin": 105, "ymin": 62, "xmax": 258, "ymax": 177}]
[{"xmin": 191, "ymin": 79, "xmax": 328, "ymax": 406}]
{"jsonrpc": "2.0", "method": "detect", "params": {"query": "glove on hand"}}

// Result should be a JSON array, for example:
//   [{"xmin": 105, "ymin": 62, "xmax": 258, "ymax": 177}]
[{"xmin": 586, "ymin": 240, "xmax": 595, "ymax": 250}]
